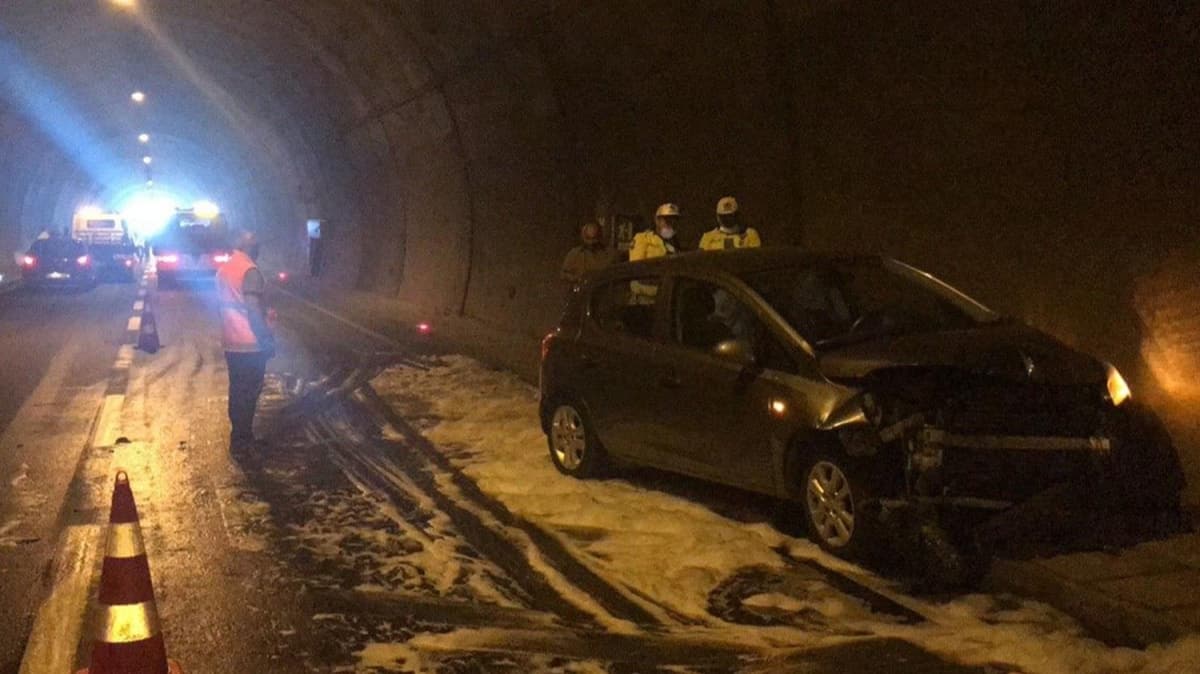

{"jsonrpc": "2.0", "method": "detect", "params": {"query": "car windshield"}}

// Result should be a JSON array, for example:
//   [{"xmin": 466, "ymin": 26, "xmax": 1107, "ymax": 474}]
[{"xmin": 741, "ymin": 258, "xmax": 1000, "ymax": 349}]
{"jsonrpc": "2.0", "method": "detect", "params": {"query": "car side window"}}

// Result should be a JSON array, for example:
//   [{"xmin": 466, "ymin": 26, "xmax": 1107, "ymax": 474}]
[
  {"xmin": 591, "ymin": 278, "xmax": 660, "ymax": 339},
  {"xmin": 671, "ymin": 278, "xmax": 797, "ymax": 373}
]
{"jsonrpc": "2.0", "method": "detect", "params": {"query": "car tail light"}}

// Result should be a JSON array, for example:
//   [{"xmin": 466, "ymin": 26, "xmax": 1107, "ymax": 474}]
[
  {"xmin": 277, "ymin": 271, "xmax": 289, "ymax": 282},
  {"xmin": 158, "ymin": 254, "xmax": 179, "ymax": 264},
  {"xmin": 125, "ymin": 259, "xmax": 134, "ymax": 267},
  {"xmin": 213, "ymin": 253, "xmax": 231, "ymax": 264},
  {"xmin": 416, "ymin": 322, "xmax": 432, "ymax": 335},
  {"xmin": 21, "ymin": 255, "xmax": 36, "ymax": 267},
  {"xmin": 76, "ymin": 255, "xmax": 90, "ymax": 266}
]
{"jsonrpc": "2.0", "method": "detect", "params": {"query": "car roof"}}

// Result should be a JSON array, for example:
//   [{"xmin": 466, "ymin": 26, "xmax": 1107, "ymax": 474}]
[{"xmin": 586, "ymin": 247, "xmax": 886, "ymax": 284}]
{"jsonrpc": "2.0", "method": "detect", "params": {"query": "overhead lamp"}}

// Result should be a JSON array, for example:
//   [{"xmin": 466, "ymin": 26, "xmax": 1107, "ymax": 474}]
[
  {"xmin": 138, "ymin": 133, "xmax": 150, "ymax": 143},
  {"xmin": 142, "ymin": 156, "xmax": 152, "ymax": 165},
  {"xmin": 131, "ymin": 91, "xmax": 146, "ymax": 103}
]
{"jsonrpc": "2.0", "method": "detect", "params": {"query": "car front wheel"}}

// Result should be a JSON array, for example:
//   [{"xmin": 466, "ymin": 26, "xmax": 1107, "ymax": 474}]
[
  {"xmin": 547, "ymin": 402, "xmax": 606, "ymax": 478},
  {"xmin": 801, "ymin": 452, "xmax": 875, "ymax": 558}
]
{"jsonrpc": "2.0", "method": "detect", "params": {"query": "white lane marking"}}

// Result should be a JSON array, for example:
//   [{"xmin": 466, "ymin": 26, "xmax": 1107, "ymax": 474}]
[
  {"xmin": 274, "ymin": 286, "xmax": 397, "ymax": 346},
  {"xmin": 133, "ymin": 300, "xmax": 144, "ymax": 312},
  {"xmin": 92, "ymin": 394, "xmax": 126, "ymax": 448},
  {"xmin": 127, "ymin": 316, "xmax": 141, "ymax": 333},
  {"xmin": 18, "ymin": 524, "xmax": 103, "ymax": 674}
]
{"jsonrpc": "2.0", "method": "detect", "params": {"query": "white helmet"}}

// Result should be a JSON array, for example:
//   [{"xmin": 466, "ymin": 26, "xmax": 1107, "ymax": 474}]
[
  {"xmin": 655, "ymin": 203, "xmax": 681, "ymax": 218},
  {"xmin": 716, "ymin": 196, "xmax": 739, "ymax": 215}
]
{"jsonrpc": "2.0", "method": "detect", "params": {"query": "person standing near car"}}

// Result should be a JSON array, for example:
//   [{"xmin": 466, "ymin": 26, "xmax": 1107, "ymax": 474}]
[
  {"xmin": 561, "ymin": 220, "xmax": 616, "ymax": 284},
  {"xmin": 629, "ymin": 203, "xmax": 684, "ymax": 303},
  {"xmin": 216, "ymin": 230, "xmax": 275, "ymax": 450},
  {"xmin": 630, "ymin": 203, "xmax": 685, "ymax": 261},
  {"xmin": 700, "ymin": 196, "xmax": 761, "ymax": 251}
]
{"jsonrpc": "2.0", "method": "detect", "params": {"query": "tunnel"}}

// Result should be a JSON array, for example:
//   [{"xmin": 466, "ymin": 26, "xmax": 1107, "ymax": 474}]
[{"xmin": 2, "ymin": 1, "xmax": 1199, "ymax": 485}]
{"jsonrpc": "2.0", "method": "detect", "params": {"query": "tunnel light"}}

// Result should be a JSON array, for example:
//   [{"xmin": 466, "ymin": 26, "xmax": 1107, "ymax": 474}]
[
  {"xmin": 138, "ymin": 133, "xmax": 150, "ymax": 143},
  {"xmin": 146, "ymin": 180, "xmax": 154, "ymax": 187},
  {"xmin": 76, "ymin": 205, "xmax": 103, "ymax": 218},
  {"xmin": 110, "ymin": 0, "xmax": 137, "ymax": 9},
  {"xmin": 121, "ymin": 192, "xmax": 176, "ymax": 238},
  {"xmin": 142, "ymin": 156, "xmax": 152, "ymax": 165},
  {"xmin": 130, "ymin": 91, "xmax": 146, "ymax": 103},
  {"xmin": 193, "ymin": 200, "xmax": 220, "ymax": 219}
]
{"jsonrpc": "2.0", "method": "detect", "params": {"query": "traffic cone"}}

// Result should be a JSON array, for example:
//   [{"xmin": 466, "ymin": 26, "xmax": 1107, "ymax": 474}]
[
  {"xmin": 137, "ymin": 299, "xmax": 159, "ymax": 353},
  {"xmin": 77, "ymin": 471, "xmax": 183, "ymax": 674}
]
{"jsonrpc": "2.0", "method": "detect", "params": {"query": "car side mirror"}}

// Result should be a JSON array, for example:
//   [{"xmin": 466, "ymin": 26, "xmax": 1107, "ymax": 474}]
[{"xmin": 713, "ymin": 338, "xmax": 756, "ymax": 368}]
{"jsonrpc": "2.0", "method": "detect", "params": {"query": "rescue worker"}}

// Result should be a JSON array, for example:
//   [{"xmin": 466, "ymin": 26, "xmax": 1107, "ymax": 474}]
[
  {"xmin": 560, "ymin": 220, "xmax": 616, "ymax": 284},
  {"xmin": 700, "ymin": 196, "xmax": 761, "ymax": 251},
  {"xmin": 216, "ymin": 230, "xmax": 275, "ymax": 450},
  {"xmin": 627, "ymin": 203, "xmax": 685, "ymax": 303},
  {"xmin": 630, "ymin": 203, "xmax": 684, "ymax": 262}
]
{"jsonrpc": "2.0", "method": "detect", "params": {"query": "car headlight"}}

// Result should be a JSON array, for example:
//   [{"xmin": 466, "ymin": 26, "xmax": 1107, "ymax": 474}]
[{"xmin": 1105, "ymin": 363, "xmax": 1131, "ymax": 406}]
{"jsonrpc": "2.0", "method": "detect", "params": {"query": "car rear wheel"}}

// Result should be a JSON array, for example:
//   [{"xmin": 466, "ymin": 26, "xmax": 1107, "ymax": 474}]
[
  {"xmin": 801, "ymin": 452, "xmax": 875, "ymax": 558},
  {"xmin": 547, "ymin": 402, "xmax": 606, "ymax": 478}
]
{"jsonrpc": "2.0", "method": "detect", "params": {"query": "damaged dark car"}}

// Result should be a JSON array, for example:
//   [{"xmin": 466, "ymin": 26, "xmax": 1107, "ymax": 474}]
[{"xmin": 539, "ymin": 248, "xmax": 1185, "ymax": 582}]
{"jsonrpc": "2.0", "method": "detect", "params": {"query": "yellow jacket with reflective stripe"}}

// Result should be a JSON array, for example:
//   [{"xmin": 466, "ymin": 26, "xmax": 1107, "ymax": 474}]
[
  {"xmin": 699, "ymin": 227, "xmax": 761, "ymax": 251},
  {"xmin": 630, "ymin": 230, "xmax": 681, "ymax": 261}
]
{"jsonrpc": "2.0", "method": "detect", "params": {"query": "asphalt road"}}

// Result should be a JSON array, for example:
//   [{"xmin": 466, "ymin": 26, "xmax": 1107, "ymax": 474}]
[{"xmin": 0, "ymin": 276, "xmax": 994, "ymax": 673}]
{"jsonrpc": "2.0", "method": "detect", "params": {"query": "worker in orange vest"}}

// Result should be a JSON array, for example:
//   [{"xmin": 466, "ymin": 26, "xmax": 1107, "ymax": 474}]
[{"xmin": 216, "ymin": 230, "xmax": 275, "ymax": 449}]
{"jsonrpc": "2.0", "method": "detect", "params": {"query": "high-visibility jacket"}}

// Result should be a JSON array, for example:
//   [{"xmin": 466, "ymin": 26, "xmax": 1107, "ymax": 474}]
[
  {"xmin": 629, "ymin": 230, "xmax": 679, "ymax": 262},
  {"xmin": 216, "ymin": 250, "xmax": 266, "ymax": 352},
  {"xmin": 699, "ymin": 227, "xmax": 761, "ymax": 251}
]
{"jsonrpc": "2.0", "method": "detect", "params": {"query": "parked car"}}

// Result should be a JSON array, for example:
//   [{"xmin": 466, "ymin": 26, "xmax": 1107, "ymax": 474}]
[
  {"xmin": 538, "ymin": 248, "xmax": 1184, "ymax": 562},
  {"xmin": 19, "ymin": 238, "xmax": 98, "ymax": 289}
]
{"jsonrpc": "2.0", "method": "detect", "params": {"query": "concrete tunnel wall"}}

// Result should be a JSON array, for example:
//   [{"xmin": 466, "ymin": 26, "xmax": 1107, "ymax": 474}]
[{"xmin": 1, "ymin": 1, "xmax": 1198, "ymax": 494}]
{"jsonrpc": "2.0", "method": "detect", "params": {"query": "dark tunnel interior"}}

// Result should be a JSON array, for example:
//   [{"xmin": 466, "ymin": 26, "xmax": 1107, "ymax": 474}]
[{"xmin": 2, "ymin": 1, "xmax": 1199, "ymax": 490}]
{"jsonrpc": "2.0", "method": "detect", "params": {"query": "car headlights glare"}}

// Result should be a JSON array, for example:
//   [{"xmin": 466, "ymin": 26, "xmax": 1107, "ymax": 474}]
[{"xmin": 1106, "ymin": 363, "xmax": 1131, "ymax": 406}]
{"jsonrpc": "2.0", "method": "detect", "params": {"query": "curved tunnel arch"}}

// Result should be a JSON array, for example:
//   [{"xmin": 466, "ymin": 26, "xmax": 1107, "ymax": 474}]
[{"xmin": 0, "ymin": 0, "xmax": 1197, "ymax": 414}]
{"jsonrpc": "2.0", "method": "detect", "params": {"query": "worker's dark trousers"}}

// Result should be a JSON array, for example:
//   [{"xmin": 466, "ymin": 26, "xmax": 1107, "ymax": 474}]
[{"xmin": 226, "ymin": 351, "xmax": 269, "ymax": 442}]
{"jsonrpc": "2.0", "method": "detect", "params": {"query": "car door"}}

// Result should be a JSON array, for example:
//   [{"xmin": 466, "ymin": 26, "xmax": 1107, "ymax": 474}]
[
  {"xmin": 654, "ymin": 276, "xmax": 798, "ymax": 491},
  {"xmin": 569, "ymin": 275, "xmax": 674, "ymax": 465}
]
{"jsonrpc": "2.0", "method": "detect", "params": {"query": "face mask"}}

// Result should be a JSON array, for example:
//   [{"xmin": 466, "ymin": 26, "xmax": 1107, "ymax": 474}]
[{"xmin": 658, "ymin": 226, "xmax": 675, "ymax": 240}]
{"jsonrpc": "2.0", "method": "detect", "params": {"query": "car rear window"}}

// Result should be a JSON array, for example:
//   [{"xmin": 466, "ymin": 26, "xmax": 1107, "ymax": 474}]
[{"xmin": 31, "ymin": 239, "xmax": 85, "ymax": 256}]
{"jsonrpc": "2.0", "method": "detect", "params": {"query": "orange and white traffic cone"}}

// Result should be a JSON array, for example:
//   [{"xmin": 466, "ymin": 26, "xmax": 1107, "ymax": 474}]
[
  {"xmin": 77, "ymin": 471, "xmax": 183, "ymax": 674},
  {"xmin": 137, "ymin": 299, "xmax": 159, "ymax": 353}
]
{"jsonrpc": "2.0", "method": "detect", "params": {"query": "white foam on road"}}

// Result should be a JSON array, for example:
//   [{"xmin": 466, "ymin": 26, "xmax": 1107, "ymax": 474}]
[{"xmin": 371, "ymin": 355, "xmax": 1200, "ymax": 674}]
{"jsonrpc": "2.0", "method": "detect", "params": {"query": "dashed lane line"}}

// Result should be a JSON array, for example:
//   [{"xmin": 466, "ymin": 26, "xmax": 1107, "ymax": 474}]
[{"xmin": 18, "ymin": 272, "xmax": 152, "ymax": 673}]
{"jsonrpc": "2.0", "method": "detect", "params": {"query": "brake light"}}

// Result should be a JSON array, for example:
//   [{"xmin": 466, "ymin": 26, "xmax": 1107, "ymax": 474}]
[
  {"xmin": 277, "ymin": 271, "xmax": 289, "ymax": 282},
  {"xmin": 21, "ymin": 255, "xmax": 36, "ymax": 267},
  {"xmin": 125, "ymin": 259, "xmax": 134, "ymax": 267},
  {"xmin": 213, "ymin": 253, "xmax": 231, "ymax": 264},
  {"xmin": 76, "ymin": 255, "xmax": 90, "ymax": 266},
  {"xmin": 416, "ymin": 322, "xmax": 432, "ymax": 335},
  {"xmin": 158, "ymin": 254, "xmax": 179, "ymax": 264}
]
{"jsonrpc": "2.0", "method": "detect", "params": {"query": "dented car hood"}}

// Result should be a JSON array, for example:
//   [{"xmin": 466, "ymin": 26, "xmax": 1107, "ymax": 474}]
[{"xmin": 817, "ymin": 323, "xmax": 1106, "ymax": 386}]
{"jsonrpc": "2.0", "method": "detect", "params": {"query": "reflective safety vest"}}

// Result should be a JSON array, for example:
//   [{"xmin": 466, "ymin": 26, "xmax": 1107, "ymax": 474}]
[
  {"xmin": 699, "ymin": 227, "xmax": 761, "ymax": 251},
  {"xmin": 216, "ymin": 251, "xmax": 263, "ymax": 352}
]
